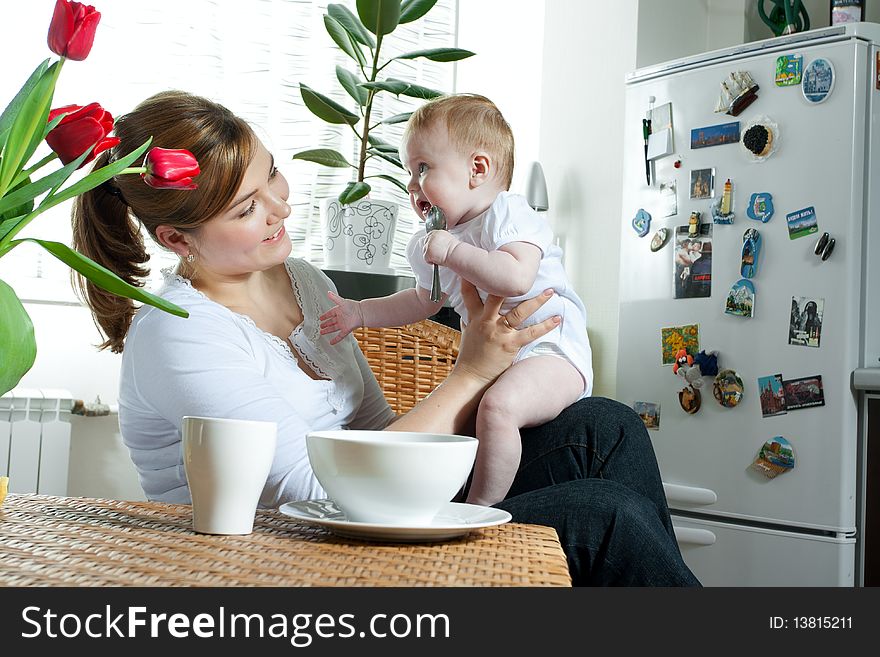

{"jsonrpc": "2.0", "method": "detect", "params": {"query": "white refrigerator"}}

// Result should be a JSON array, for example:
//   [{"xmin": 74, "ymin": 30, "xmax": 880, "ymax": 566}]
[{"xmin": 616, "ymin": 24, "xmax": 880, "ymax": 586}]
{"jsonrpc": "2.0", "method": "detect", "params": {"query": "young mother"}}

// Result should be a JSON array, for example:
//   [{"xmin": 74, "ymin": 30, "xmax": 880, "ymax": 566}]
[{"xmin": 72, "ymin": 90, "xmax": 699, "ymax": 586}]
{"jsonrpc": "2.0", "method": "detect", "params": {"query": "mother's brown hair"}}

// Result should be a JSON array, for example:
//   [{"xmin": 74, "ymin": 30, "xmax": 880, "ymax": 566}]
[{"xmin": 72, "ymin": 91, "xmax": 257, "ymax": 352}]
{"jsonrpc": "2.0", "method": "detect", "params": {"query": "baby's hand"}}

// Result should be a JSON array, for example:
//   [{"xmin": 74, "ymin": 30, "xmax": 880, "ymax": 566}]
[
  {"xmin": 424, "ymin": 229, "xmax": 458, "ymax": 266},
  {"xmin": 319, "ymin": 291, "xmax": 365, "ymax": 345}
]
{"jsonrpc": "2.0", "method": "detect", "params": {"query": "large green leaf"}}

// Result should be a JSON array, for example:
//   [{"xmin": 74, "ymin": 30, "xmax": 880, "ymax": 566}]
[
  {"xmin": 0, "ymin": 59, "xmax": 50, "ymax": 154},
  {"xmin": 381, "ymin": 111, "xmax": 412, "ymax": 125},
  {"xmin": 324, "ymin": 15, "xmax": 366, "ymax": 68},
  {"xmin": 336, "ymin": 66, "xmax": 369, "ymax": 107},
  {"xmin": 361, "ymin": 79, "xmax": 442, "ymax": 100},
  {"xmin": 367, "ymin": 148, "xmax": 404, "ymax": 170},
  {"xmin": 13, "ymin": 239, "xmax": 188, "ymax": 318},
  {"xmin": 395, "ymin": 47, "xmax": 475, "ymax": 62},
  {"xmin": 292, "ymin": 148, "xmax": 353, "ymax": 168},
  {"xmin": 338, "ymin": 181, "xmax": 371, "ymax": 205},
  {"xmin": 356, "ymin": 0, "xmax": 400, "ymax": 35},
  {"xmin": 0, "ymin": 61, "xmax": 61, "ymax": 196},
  {"xmin": 327, "ymin": 3, "xmax": 375, "ymax": 48},
  {"xmin": 0, "ymin": 145, "xmax": 91, "ymax": 218},
  {"xmin": 0, "ymin": 214, "xmax": 26, "ymax": 245},
  {"xmin": 0, "ymin": 279, "xmax": 37, "ymax": 396},
  {"xmin": 399, "ymin": 0, "xmax": 438, "ymax": 24},
  {"xmin": 367, "ymin": 134, "xmax": 398, "ymax": 153},
  {"xmin": 300, "ymin": 84, "xmax": 359, "ymax": 125},
  {"xmin": 368, "ymin": 173, "xmax": 408, "ymax": 193},
  {"xmin": 0, "ymin": 176, "xmax": 34, "ymax": 224}
]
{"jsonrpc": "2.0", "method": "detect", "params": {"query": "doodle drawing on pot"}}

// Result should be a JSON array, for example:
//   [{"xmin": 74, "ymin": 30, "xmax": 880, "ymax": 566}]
[{"xmin": 322, "ymin": 197, "xmax": 398, "ymax": 272}]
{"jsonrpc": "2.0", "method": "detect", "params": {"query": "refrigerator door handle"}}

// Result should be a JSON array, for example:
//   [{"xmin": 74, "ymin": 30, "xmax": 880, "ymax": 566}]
[
  {"xmin": 674, "ymin": 526, "xmax": 717, "ymax": 546},
  {"xmin": 663, "ymin": 482, "xmax": 718, "ymax": 505}
]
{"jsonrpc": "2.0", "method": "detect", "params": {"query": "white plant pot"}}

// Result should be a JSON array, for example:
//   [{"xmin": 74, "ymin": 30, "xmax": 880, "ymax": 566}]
[{"xmin": 321, "ymin": 197, "xmax": 398, "ymax": 272}]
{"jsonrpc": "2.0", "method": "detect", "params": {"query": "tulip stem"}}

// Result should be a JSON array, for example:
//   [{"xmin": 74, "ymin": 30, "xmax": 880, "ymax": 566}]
[
  {"xmin": 9, "ymin": 153, "xmax": 59, "ymax": 189},
  {"xmin": 119, "ymin": 167, "xmax": 146, "ymax": 175}
]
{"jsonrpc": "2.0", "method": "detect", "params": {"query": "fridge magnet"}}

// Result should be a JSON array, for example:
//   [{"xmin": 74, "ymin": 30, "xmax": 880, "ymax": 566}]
[
  {"xmin": 786, "ymin": 206, "xmax": 818, "ymax": 240},
  {"xmin": 802, "ymin": 57, "xmax": 835, "ymax": 104},
  {"xmin": 711, "ymin": 178, "xmax": 735, "ymax": 224},
  {"xmin": 660, "ymin": 180, "xmax": 678, "ymax": 217},
  {"xmin": 672, "ymin": 348, "xmax": 704, "ymax": 388},
  {"xmin": 713, "ymin": 369, "xmax": 744, "ymax": 408},
  {"xmin": 782, "ymin": 375, "xmax": 825, "ymax": 410},
  {"xmin": 647, "ymin": 102, "xmax": 674, "ymax": 160},
  {"xmin": 746, "ymin": 192, "xmax": 774, "ymax": 223},
  {"xmin": 724, "ymin": 279, "xmax": 755, "ymax": 318},
  {"xmin": 814, "ymin": 231, "xmax": 836, "ymax": 261},
  {"xmin": 741, "ymin": 116, "xmax": 779, "ymax": 161},
  {"xmin": 632, "ymin": 208, "xmax": 651, "ymax": 237},
  {"xmin": 741, "ymin": 228, "xmax": 761, "ymax": 278},
  {"xmin": 749, "ymin": 436, "xmax": 795, "ymax": 479},
  {"xmin": 758, "ymin": 373, "xmax": 788, "ymax": 417},
  {"xmin": 789, "ymin": 296, "xmax": 824, "ymax": 348},
  {"xmin": 691, "ymin": 121, "xmax": 740, "ymax": 149},
  {"xmin": 650, "ymin": 227, "xmax": 670, "ymax": 252},
  {"xmin": 678, "ymin": 386, "xmax": 702, "ymax": 415},
  {"xmin": 713, "ymin": 70, "xmax": 759, "ymax": 116},
  {"xmin": 689, "ymin": 168, "xmax": 715, "ymax": 199},
  {"xmin": 687, "ymin": 211, "xmax": 701, "ymax": 237},
  {"xmin": 660, "ymin": 324, "xmax": 700, "ymax": 366},
  {"xmin": 673, "ymin": 156, "xmax": 682, "ymax": 169},
  {"xmin": 633, "ymin": 401, "xmax": 661, "ymax": 430},
  {"xmin": 674, "ymin": 224, "xmax": 712, "ymax": 299},
  {"xmin": 693, "ymin": 349, "xmax": 719, "ymax": 377},
  {"xmin": 775, "ymin": 54, "xmax": 803, "ymax": 86}
]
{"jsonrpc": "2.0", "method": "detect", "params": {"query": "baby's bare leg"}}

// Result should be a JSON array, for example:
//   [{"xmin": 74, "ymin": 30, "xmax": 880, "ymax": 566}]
[{"xmin": 466, "ymin": 355, "xmax": 585, "ymax": 506}]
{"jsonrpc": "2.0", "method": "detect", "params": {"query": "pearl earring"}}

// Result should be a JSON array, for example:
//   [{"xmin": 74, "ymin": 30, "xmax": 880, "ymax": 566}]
[{"xmin": 186, "ymin": 253, "xmax": 195, "ymax": 263}]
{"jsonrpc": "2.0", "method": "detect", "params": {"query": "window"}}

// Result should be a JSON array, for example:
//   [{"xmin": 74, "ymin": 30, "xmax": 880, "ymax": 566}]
[{"xmin": 0, "ymin": 0, "xmax": 458, "ymax": 302}]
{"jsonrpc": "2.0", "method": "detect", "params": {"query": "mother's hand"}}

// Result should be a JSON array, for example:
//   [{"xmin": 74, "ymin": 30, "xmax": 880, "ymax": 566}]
[{"xmin": 454, "ymin": 280, "xmax": 559, "ymax": 384}]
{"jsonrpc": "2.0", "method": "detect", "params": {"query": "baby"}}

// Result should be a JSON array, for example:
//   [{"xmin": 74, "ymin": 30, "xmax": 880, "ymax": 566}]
[{"xmin": 319, "ymin": 94, "xmax": 592, "ymax": 506}]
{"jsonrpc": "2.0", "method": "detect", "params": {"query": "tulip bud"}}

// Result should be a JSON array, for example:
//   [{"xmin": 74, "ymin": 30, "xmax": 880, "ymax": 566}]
[
  {"xmin": 142, "ymin": 148, "xmax": 200, "ymax": 190},
  {"xmin": 47, "ymin": 0, "xmax": 101, "ymax": 61}
]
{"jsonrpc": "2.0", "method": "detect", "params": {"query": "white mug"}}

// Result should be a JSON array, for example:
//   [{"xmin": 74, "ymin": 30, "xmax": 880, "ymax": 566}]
[{"xmin": 181, "ymin": 416, "xmax": 277, "ymax": 535}]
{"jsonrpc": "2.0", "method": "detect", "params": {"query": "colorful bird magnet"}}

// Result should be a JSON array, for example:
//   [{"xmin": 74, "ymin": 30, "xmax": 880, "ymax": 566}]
[
  {"xmin": 749, "ymin": 436, "xmax": 795, "ymax": 479},
  {"xmin": 650, "ymin": 227, "xmax": 670, "ymax": 252},
  {"xmin": 632, "ymin": 208, "xmax": 651, "ymax": 237},
  {"xmin": 746, "ymin": 192, "xmax": 774, "ymax": 222},
  {"xmin": 713, "ymin": 369, "xmax": 744, "ymax": 408}
]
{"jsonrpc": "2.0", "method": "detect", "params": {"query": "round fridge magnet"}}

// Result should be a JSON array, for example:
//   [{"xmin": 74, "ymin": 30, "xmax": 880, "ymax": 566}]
[
  {"xmin": 713, "ymin": 369, "xmax": 744, "ymax": 408},
  {"xmin": 802, "ymin": 57, "xmax": 835, "ymax": 104}
]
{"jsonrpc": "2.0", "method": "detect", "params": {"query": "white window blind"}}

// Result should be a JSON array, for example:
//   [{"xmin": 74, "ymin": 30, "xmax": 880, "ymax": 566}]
[{"xmin": 0, "ymin": 0, "xmax": 458, "ymax": 302}]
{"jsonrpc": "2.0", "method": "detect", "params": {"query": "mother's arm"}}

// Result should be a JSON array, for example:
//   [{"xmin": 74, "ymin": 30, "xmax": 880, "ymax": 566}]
[{"xmin": 387, "ymin": 281, "xmax": 558, "ymax": 435}]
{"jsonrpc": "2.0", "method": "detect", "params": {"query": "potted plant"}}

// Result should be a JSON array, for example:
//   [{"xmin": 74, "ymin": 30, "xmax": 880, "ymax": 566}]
[{"xmin": 293, "ymin": 0, "xmax": 473, "ymax": 272}]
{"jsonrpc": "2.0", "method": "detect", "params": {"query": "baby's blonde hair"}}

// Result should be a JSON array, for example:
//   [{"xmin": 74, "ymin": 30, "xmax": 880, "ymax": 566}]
[{"xmin": 403, "ymin": 93, "xmax": 514, "ymax": 189}]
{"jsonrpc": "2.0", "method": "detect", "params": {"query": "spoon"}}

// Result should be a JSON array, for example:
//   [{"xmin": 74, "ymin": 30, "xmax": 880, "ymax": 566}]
[{"xmin": 425, "ymin": 205, "xmax": 446, "ymax": 302}]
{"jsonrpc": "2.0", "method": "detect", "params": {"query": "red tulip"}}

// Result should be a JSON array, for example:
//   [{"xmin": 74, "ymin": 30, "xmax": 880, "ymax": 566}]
[
  {"xmin": 47, "ymin": 0, "xmax": 101, "ymax": 61},
  {"xmin": 46, "ymin": 102, "xmax": 120, "ymax": 168},
  {"xmin": 142, "ymin": 148, "xmax": 200, "ymax": 190}
]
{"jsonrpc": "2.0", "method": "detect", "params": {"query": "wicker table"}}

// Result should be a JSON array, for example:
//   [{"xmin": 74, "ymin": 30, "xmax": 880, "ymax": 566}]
[{"xmin": 0, "ymin": 494, "xmax": 571, "ymax": 587}]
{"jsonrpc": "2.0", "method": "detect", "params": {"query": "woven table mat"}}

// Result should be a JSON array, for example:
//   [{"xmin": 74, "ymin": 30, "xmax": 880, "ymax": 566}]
[{"xmin": 0, "ymin": 494, "xmax": 571, "ymax": 587}]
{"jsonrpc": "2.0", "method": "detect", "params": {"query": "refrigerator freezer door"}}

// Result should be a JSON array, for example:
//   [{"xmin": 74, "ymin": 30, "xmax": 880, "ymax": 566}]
[{"xmin": 618, "ymin": 38, "xmax": 869, "ymax": 532}]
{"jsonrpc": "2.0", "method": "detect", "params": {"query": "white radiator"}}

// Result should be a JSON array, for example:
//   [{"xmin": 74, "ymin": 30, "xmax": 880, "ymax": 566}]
[{"xmin": 1, "ymin": 387, "xmax": 73, "ymax": 495}]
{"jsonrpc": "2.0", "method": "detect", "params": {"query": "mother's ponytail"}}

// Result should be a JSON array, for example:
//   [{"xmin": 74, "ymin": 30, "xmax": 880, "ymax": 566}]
[{"xmin": 71, "ymin": 151, "xmax": 149, "ymax": 353}]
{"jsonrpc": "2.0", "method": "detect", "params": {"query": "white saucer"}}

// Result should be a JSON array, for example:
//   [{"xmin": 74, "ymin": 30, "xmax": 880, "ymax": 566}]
[{"xmin": 278, "ymin": 499, "xmax": 512, "ymax": 542}]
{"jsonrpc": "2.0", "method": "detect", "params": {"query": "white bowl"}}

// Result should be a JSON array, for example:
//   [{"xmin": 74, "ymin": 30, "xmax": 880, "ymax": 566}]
[{"xmin": 306, "ymin": 430, "xmax": 478, "ymax": 525}]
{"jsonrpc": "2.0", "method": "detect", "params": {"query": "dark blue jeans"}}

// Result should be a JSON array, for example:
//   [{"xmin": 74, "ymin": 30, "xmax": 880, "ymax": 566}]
[{"xmin": 494, "ymin": 397, "xmax": 701, "ymax": 587}]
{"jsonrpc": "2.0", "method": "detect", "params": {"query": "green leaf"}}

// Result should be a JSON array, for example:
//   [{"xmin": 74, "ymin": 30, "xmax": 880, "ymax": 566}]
[
  {"xmin": 361, "ymin": 79, "xmax": 442, "ymax": 100},
  {"xmin": 0, "ymin": 214, "xmax": 26, "ymax": 244},
  {"xmin": 0, "ymin": 145, "xmax": 91, "ymax": 218},
  {"xmin": 395, "ymin": 47, "xmax": 476, "ymax": 62},
  {"xmin": 0, "ymin": 176, "xmax": 34, "ymax": 223},
  {"xmin": 368, "ymin": 173, "xmax": 408, "ymax": 193},
  {"xmin": 381, "ymin": 111, "xmax": 412, "ymax": 125},
  {"xmin": 367, "ymin": 148, "xmax": 404, "ymax": 170},
  {"xmin": 338, "ymin": 181, "xmax": 371, "ymax": 204},
  {"xmin": 14, "ymin": 239, "xmax": 189, "ymax": 318},
  {"xmin": 0, "ymin": 59, "xmax": 50, "ymax": 154},
  {"xmin": 0, "ymin": 279, "xmax": 37, "ymax": 396},
  {"xmin": 292, "ymin": 148, "xmax": 353, "ymax": 168},
  {"xmin": 0, "ymin": 60, "xmax": 61, "ymax": 196},
  {"xmin": 399, "ymin": 0, "xmax": 438, "ymax": 24},
  {"xmin": 327, "ymin": 3, "xmax": 376, "ymax": 48},
  {"xmin": 367, "ymin": 134, "xmax": 398, "ymax": 153},
  {"xmin": 324, "ymin": 15, "xmax": 366, "ymax": 68},
  {"xmin": 336, "ymin": 66, "xmax": 369, "ymax": 107},
  {"xmin": 300, "ymin": 84, "xmax": 359, "ymax": 125},
  {"xmin": 356, "ymin": 0, "xmax": 400, "ymax": 35}
]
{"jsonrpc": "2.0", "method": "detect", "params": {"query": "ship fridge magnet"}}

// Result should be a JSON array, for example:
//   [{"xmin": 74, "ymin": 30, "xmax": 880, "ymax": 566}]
[
  {"xmin": 713, "ymin": 70, "xmax": 759, "ymax": 116},
  {"xmin": 724, "ymin": 279, "xmax": 755, "ymax": 318},
  {"xmin": 713, "ymin": 369, "xmax": 744, "ymax": 408},
  {"xmin": 775, "ymin": 54, "xmax": 803, "ymax": 86},
  {"xmin": 749, "ymin": 436, "xmax": 795, "ymax": 479},
  {"xmin": 746, "ymin": 192, "xmax": 774, "ymax": 222},
  {"xmin": 711, "ymin": 178, "xmax": 735, "ymax": 224},
  {"xmin": 741, "ymin": 116, "xmax": 779, "ymax": 162},
  {"xmin": 802, "ymin": 57, "xmax": 835, "ymax": 104}
]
